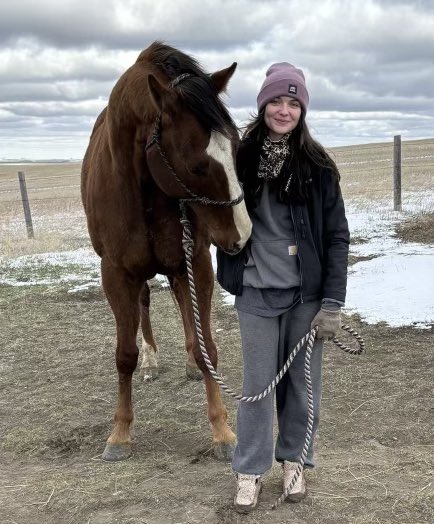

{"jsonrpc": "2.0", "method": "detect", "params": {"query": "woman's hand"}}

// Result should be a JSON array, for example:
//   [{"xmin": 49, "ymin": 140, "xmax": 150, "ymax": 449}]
[{"xmin": 311, "ymin": 308, "xmax": 341, "ymax": 339}]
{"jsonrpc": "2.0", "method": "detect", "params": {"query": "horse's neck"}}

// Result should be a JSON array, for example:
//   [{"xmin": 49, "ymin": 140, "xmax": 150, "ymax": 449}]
[
  {"xmin": 105, "ymin": 69, "xmax": 157, "ymax": 183},
  {"xmin": 105, "ymin": 112, "xmax": 153, "ymax": 184}
]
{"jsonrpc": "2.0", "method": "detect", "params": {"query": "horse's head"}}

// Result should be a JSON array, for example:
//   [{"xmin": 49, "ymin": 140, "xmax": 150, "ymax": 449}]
[{"xmin": 146, "ymin": 64, "xmax": 251, "ymax": 254}]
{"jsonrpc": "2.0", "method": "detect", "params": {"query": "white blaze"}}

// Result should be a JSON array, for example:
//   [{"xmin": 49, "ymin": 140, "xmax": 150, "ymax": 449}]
[{"xmin": 206, "ymin": 132, "xmax": 252, "ymax": 247}]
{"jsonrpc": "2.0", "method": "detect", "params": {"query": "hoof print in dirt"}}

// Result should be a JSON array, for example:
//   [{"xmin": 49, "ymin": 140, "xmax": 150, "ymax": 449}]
[{"xmin": 102, "ymin": 443, "xmax": 132, "ymax": 462}]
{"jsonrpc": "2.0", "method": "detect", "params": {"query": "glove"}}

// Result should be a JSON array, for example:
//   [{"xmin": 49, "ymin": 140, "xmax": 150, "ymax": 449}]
[{"xmin": 311, "ymin": 308, "xmax": 341, "ymax": 339}]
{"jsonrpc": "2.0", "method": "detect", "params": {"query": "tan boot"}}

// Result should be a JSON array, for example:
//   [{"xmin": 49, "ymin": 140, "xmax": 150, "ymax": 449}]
[
  {"xmin": 234, "ymin": 473, "xmax": 262, "ymax": 513},
  {"xmin": 283, "ymin": 461, "xmax": 307, "ymax": 503}
]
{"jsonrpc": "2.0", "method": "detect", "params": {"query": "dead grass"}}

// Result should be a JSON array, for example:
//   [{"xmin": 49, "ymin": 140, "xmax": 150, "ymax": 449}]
[
  {"xmin": 332, "ymin": 138, "xmax": 434, "ymax": 201},
  {"xmin": 0, "ymin": 162, "xmax": 85, "ymax": 257},
  {"xmin": 395, "ymin": 211, "xmax": 434, "ymax": 244},
  {"xmin": 1, "ymin": 139, "xmax": 433, "ymax": 259}
]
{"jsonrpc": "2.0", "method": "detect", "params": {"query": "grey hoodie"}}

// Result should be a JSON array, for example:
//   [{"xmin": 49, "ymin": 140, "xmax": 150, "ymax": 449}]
[{"xmin": 242, "ymin": 182, "xmax": 300, "ymax": 289}]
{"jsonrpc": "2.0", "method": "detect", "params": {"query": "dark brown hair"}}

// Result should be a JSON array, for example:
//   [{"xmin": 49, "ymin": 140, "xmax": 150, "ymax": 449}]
[{"xmin": 242, "ymin": 109, "xmax": 340, "ymax": 204}]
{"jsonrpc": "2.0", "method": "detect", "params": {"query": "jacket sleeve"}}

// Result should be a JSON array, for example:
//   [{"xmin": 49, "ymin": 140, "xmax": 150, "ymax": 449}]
[
  {"xmin": 216, "ymin": 246, "xmax": 246, "ymax": 296},
  {"xmin": 321, "ymin": 170, "xmax": 350, "ymax": 303}
]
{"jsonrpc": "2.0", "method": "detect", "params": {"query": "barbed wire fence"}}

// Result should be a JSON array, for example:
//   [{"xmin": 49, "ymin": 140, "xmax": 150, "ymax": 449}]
[{"xmin": 0, "ymin": 135, "xmax": 433, "ymax": 239}]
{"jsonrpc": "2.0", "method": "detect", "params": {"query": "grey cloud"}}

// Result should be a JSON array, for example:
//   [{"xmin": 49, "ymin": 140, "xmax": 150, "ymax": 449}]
[
  {"xmin": 0, "ymin": 81, "xmax": 114, "ymax": 103},
  {"xmin": 0, "ymin": 43, "xmax": 129, "ymax": 83},
  {"xmin": 0, "ymin": 101, "xmax": 105, "ymax": 118},
  {"xmin": 0, "ymin": 0, "xmax": 433, "ymax": 158},
  {"xmin": 0, "ymin": 0, "xmax": 278, "ymax": 50}
]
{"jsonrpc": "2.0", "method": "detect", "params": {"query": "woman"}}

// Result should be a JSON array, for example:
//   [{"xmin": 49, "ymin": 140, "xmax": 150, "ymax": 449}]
[{"xmin": 217, "ymin": 62, "xmax": 350, "ymax": 513}]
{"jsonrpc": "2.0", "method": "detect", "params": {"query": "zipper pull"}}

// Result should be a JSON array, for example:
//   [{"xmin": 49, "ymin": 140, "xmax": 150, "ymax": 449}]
[{"xmin": 285, "ymin": 173, "xmax": 293, "ymax": 193}]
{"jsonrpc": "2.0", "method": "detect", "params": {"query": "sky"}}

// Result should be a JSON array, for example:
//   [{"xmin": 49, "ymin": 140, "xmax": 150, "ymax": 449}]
[{"xmin": 0, "ymin": 0, "xmax": 433, "ymax": 160}]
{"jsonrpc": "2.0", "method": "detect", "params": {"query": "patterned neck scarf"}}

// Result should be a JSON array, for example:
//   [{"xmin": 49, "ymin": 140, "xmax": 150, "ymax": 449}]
[{"xmin": 257, "ymin": 132, "xmax": 291, "ymax": 181}]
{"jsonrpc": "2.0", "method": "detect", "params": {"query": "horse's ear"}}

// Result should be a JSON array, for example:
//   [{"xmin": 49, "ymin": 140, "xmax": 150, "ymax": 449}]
[
  {"xmin": 147, "ymin": 74, "xmax": 175, "ymax": 111},
  {"xmin": 210, "ymin": 62, "xmax": 237, "ymax": 93}
]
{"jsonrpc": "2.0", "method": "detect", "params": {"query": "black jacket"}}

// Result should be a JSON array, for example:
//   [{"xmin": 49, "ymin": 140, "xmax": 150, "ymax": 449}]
[{"xmin": 217, "ymin": 139, "xmax": 350, "ymax": 303}]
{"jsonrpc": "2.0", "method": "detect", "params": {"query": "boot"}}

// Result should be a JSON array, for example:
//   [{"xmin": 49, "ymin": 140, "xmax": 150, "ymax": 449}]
[
  {"xmin": 283, "ymin": 461, "xmax": 307, "ymax": 502},
  {"xmin": 233, "ymin": 473, "xmax": 262, "ymax": 513}
]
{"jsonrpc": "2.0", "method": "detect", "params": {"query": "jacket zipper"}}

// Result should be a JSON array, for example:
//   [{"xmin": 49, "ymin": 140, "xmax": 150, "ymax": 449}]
[{"xmin": 290, "ymin": 204, "xmax": 304, "ymax": 303}]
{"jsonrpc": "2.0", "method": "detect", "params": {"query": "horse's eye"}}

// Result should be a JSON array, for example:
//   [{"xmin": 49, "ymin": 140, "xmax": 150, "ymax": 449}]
[{"xmin": 191, "ymin": 164, "xmax": 208, "ymax": 176}]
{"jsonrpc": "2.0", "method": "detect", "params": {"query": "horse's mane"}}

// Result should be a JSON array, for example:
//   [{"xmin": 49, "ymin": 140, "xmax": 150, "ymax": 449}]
[{"xmin": 139, "ymin": 41, "xmax": 237, "ymax": 137}]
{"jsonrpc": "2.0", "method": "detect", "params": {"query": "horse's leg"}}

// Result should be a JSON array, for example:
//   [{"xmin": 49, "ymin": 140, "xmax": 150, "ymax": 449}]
[
  {"xmin": 173, "ymin": 249, "xmax": 236, "ymax": 460},
  {"xmin": 171, "ymin": 277, "xmax": 203, "ymax": 381},
  {"xmin": 139, "ymin": 282, "xmax": 159, "ymax": 381},
  {"xmin": 100, "ymin": 257, "xmax": 142, "ymax": 461}
]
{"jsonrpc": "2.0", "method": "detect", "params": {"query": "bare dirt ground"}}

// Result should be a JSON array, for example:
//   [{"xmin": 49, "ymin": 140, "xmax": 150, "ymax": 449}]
[{"xmin": 0, "ymin": 280, "xmax": 433, "ymax": 524}]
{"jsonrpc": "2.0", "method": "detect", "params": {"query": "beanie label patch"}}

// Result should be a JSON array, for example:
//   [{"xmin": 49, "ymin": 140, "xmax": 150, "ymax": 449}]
[{"xmin": 288, "ymin": 84, "xmax": 297, "ymax": 95}]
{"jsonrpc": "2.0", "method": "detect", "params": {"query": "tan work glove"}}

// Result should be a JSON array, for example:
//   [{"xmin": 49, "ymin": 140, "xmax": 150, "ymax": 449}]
[{"xmin": 311, "ymin": 308, "xmax": 341, "ymax": 339}]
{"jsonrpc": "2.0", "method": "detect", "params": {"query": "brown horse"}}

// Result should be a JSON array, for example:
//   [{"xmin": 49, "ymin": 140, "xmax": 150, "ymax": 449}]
[{"xmin": 81, "ymin": 42, "xmax": 251, "ymax": 462}]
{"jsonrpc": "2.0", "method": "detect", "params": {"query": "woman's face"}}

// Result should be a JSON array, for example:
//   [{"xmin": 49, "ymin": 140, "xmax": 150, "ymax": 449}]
[{"xmin": 264, "ymin": 96, "xmax": 302, "ymax": 141}]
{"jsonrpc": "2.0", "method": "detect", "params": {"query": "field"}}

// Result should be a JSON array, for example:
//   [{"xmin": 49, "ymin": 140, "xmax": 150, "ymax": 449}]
[{"xmin": 0, "ymin": 139, "xmax": 433, "ymax": 523}]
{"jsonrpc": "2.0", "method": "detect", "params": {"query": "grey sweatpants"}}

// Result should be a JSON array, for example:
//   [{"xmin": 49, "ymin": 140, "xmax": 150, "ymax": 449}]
[{"xmin": 232, "ymin": 300, "xmax": 324, "ymax": 475}]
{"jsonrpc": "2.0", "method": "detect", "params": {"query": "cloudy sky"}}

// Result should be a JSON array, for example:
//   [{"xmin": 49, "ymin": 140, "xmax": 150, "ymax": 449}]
[{"xmin": 0, "ymin": 0, "xmax": 433, "ymax": 160}]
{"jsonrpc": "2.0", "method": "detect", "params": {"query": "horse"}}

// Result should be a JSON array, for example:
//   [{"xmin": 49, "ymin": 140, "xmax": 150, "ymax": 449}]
[{"xmin": 81, "ymin": 41, "xmax": 251, "ymax": 462}]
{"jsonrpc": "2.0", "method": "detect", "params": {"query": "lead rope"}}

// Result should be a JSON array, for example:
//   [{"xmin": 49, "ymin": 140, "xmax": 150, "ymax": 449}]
[{"xmin": 179, "ymin": 203, "xmax": 365, "ymax": 509}]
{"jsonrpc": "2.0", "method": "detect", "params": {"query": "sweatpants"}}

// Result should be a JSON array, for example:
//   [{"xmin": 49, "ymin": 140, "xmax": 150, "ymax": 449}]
[{"xmin": 232, "ymin": 300, "xmax": 324, "ymax": 475}]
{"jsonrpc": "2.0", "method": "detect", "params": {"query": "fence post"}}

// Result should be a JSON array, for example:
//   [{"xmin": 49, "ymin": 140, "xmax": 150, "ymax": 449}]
[
  {"xmin": 393, "ymin": 135, "xmax": 402, "ymax": 211},
  {"xmin": 18, "ymin": 171, "xmax": 34, "ymax": 239}
]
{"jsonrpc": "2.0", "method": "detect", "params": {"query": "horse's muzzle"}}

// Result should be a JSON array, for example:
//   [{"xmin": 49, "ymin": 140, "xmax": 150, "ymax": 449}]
[{"xmin": 222, "ymin": 241, "xmax": 243, "ymax": 255}]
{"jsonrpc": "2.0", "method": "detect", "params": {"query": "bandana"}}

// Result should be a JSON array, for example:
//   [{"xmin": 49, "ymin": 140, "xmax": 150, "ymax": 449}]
[{"xmin": 257, "ymin": 133, "xmax": 291, "ymax": 181}]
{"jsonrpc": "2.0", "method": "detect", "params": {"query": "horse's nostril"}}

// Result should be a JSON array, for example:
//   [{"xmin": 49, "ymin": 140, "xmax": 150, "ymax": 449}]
[{"xmin": 226, "ymin": 241, "xmax": 241, "ymax": 255}]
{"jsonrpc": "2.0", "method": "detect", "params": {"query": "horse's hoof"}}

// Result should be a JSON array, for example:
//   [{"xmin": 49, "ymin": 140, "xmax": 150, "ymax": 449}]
[
  {"xmin": 186, "ymin": 362, "xmax": 203, "ymax": 381},
  {"xmin": 142, "ymin": 366, "xmax": 159, "ymax": 381},
  {"xmin": 101, "ymin": 443, "xmax": 132, "ymax": 462},
  {"xmin": 213, "ymin": 441, "xmax": 235, "ymax": 462}
]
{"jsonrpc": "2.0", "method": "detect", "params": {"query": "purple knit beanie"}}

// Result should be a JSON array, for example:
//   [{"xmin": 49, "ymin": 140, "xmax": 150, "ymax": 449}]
[{"xmin": 257, "ymin": 62, "xmax": 309, "ymax": 113}]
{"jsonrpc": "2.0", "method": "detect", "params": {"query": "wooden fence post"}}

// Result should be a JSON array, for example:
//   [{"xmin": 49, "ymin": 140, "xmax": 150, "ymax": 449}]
[
  {"xmin": 18, "ymin": 171, "xmax": 34, "ymax": 239},
  {"xmin": 393, "ymin": 135, "xmax": 402, "ymax": 211}
]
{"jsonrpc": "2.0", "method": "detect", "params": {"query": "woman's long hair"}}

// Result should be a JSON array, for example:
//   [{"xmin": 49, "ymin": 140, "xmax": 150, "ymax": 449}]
[{"xmin": 241, "ymin": 109, "xmax": 340, "ymax": 204}]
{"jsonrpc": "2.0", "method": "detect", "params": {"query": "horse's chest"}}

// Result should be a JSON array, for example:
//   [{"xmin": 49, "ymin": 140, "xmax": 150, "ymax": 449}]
[{"xmin": 146, "ymin": 210, "xmax": 185, "ymax": 271}]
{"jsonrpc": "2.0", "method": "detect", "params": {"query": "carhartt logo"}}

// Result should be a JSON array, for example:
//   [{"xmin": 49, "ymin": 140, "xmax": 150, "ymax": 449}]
[{"xmin": 288, "ymin": 84, "xmax": 297, "ymax": 94}]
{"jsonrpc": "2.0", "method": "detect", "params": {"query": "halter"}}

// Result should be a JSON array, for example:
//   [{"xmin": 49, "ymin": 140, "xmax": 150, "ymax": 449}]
[{"xmin": 145, "ymin": 74, "xmax": 245, "ymax": 211}]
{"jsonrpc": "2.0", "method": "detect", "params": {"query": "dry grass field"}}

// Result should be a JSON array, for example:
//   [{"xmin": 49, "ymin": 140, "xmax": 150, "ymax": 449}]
[
  {"xmin": 1, "ymin": 137, "xmax": 433, "ymax": 258},
  {"xmin": 334, "ymin": 138, "xmax": 434, "ymax": 195},
  {"xmin": 0, "ymin": 162, "xmax": 84, "ymax": 258},
  {"xmin": 0, "ymin": 138, "xmax": 433, "ymax": 523}
]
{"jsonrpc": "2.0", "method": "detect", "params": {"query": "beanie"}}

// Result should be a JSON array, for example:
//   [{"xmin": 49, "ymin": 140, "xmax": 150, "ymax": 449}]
[{"xmin": 257, "ymin": 62, "xmax": 309, "ymax": 113}]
